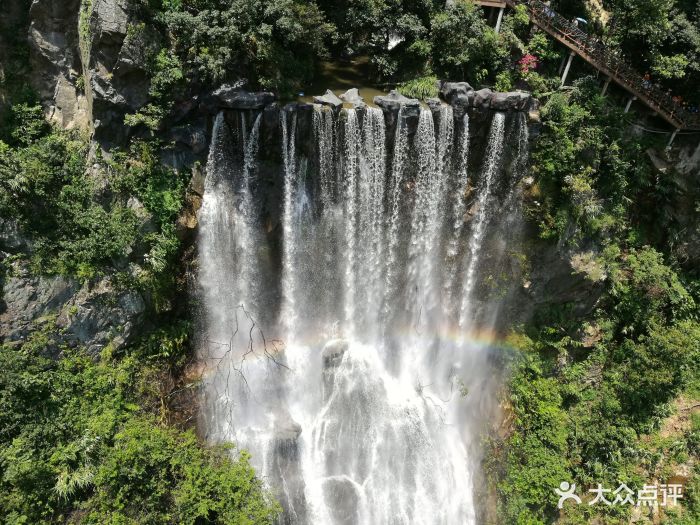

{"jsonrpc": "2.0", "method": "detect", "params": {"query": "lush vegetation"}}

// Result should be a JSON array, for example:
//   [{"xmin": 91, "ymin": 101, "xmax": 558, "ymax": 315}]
[
  {"xmin": 488, "ymin": 77, "xmax": 700, "ymax": 524},
  {"xmin": 2, "ymin": 0, "xmax": 699, "ymax": 523},
  {"xmin": 551, "ymin": 0, "xmax": 700, "ymax": 102},
  {"xmin": 0, "ymin": 324, "xmax": 280, "ymax": 524}
]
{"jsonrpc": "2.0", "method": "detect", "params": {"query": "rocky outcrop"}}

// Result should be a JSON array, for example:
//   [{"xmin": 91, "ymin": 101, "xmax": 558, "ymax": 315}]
[
  {"xmin": 87, "ymin": 0, "xmax": 155, "ymax": 144},
  {"xmin": 313, "ymin": 89, "xmax": 343, "ymax": 109},
  {"xmin": 373, "ymin": 89, "xmax": 420, "ymax": 113},
  {"xmin": 27, "ymin": 0, "xmax": 158, "ymax": 143},
  {"xmin": 0, "ymin": 262, "xmax": 79, "ymax": 342},
  {"xmin": 339, "ymin": 88, "xmax": 365, "ymax": 108},
  {"xmin": 55, "ymin": 277, "xmax": 145, "ymax": 353},
  {"xmin": 373, "ymin": 89, "xmax": 421, "ymax": 130},
  {"xmin": 211, "ymin": 83, "xmax": 275, "ymax": 110},
  {"xmin": 28, "ymin": 0, "xmax": 90, "ymax": 129},
  {"xmin": 0, "ymin": 258, "xmax": 146, "ymax": 354},
  {"xmin": 438, "ymin": 80, "xmax": 533, "ymax": 113}
]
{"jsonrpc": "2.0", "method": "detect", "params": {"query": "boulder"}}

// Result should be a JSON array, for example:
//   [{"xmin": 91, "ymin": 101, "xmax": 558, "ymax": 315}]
[
  {"xmin": 339, "ymin": 88, "xmax": 366, "ymax": 107},
  {"xmin": 322, "ymin": 477, "xmax": 361, "ymax": 525},
  {"xmin": 373, "ymin": 90, "xmax": 420, "ymax": 113},
  {"xmin": 313, "ymin": 89, "xmax": 343, "ymax": 109},
  {"xmin": 473, "ymin": 88, "xmax": 494, "ymax": 109},
  {"xmin": 438, "ymin": 80, "xmax": 474, "ymax": 103},
  {"xmin": 213, "ymin": 84, "xmax": 275, "ymax": 110},
  {"xmin": 491, "ymin": 91, "xmax": 532, "ymax": 111},
  {"xmin": 321, "ymin": 339, "xmax": 349, "ymax": 369}
]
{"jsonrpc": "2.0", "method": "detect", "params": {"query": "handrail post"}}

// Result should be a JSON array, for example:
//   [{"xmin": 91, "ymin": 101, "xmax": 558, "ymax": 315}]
[
  {"xmin": 495, "ymin": 7, "xmax": 506, "ymax": 33},
  {"xmin": 666, "ymin": 128, "xmax": 680, "ymax": 149},
  {"xmin": 560, "ymin": 51, "xmax": 575, "ymax": 86}
]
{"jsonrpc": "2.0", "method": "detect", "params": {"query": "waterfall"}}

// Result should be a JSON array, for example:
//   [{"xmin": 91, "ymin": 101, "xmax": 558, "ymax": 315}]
[
  {"xmin": 458, "ymin": 112, "xmax": 506, "ymax": 329},
  {"xmin": 198, "ymin": 103, "xmax": 527, "ymax": 525},
  {"xmin": 444, "ymin": 113, "xmax": 470, "ymax": 315},
  {"xmin": 281, "ymin": 110, "xmax": 300, "ymax": 341}
]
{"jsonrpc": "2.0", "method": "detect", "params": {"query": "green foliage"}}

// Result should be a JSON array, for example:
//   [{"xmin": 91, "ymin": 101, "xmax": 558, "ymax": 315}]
[
  {"xmin": 529, "ymin": 77, "xmax": 661, "ymax": 241},
  {"xmin": 429, "ymin": 0, "xmax": 506, "ymax": 84},
  {"xmin": 125, "ymin": 49, "xmax": 185, "ymax": 131},
  {"xmin": 605, "ymin": 0, "xmax": 700, "ymax": 100},
  {"xmin": 0, "ymin": 332, "xmax": 279, "ymax": 524},
  {"xmin": 0, "ymin": 103, "xmax": 186, "ymax": 284},
  {"xmin": 495, "ymin": 52, "xmax": 700, "ymax": 523},
  {"xmin": 158, "ymin": 0, "xmax": 334, "ymax": 96},
  {"xmin": 397, "ymin": 75, "xmax": 438, "ymax": 100}
]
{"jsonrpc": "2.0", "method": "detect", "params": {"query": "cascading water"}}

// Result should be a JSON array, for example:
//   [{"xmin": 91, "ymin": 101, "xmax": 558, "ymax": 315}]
[{"xmin": 198, "ymin": 102, "xmax": 528, "ymax": 524}]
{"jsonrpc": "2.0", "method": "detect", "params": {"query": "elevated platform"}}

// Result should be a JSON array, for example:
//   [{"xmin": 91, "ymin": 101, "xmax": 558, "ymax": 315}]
[
  {"xmin": 476, "ymin": 0, "xmax": 700, "ymax": 131},
  {"xmin": 474, "ymin": 0, "xmax": 507, "ymax": 7}
]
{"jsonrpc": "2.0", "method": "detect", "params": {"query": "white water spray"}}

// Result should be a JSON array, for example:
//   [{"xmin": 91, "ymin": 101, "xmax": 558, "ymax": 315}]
[{"xmin": 199, "ymin": 105, "xmax": 526, "ymax": 525}]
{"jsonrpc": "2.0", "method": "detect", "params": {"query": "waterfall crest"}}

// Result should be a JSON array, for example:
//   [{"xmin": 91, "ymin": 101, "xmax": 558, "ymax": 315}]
[{"xmin": 198, "ymin": 104, "xmax": 528, "ymax": 525}]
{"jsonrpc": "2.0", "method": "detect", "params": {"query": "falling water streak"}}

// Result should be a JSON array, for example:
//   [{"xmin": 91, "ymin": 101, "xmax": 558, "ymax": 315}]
[
  {"xmin": 405, "ymin": 108, "xmax": 438, "ymax": 324},
  {"xmin": 444, "ymin": 113, "xmax": 470, "ymax": 316},
  {"xmin": 242, "ymin": 112, "xmax": 263, "ymax": 193},
  {"xmin": 458, "ymin": 112, "xmax": 506, "ymax": 329},
  {"xmin": 236, "ymin": 112, "xmax": 263, "ymax": 312},
  {"xmin": 383, "ymin": 107, "xmax": 409, "ymax": 318},
  {"xmin": 314, "ymin": 106, "xmax": 336, "ymax": 206},
  {"xmin": 342, "ymin": 109, "xmax": 361, "ymax": 333},
  {"xmin": 281, "ymin": 111, "xmax": 299, "ymax": 340},
  {"xmin": 356, "ymin": 107, "xmax": 387, "ymax": 333}
]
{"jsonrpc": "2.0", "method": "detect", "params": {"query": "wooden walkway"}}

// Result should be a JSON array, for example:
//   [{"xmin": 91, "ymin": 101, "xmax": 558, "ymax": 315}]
[{"xmin": 477, "ymin": 0, "xmax": 700, "ymax": 131}]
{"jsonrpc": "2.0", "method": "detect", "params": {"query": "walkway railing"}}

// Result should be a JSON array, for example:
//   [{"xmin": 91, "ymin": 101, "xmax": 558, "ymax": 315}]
[{"xmin": 504, "ymin": 0, "xmax": 700, "ymax": 130}]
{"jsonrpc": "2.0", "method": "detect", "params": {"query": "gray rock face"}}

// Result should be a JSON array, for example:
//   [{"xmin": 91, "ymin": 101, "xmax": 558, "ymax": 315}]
[
  {"xmin": 0, "ymin": 219, "xmax": 29, "ymax": 252},
  {"xmin": 213, "ymin": 84, "xmax": 275, "ymax": 109},
  {"xmin": 92, "ymin": 0, "xmax": 128, "ymax": 36},
  {"xmin": 373, "ymin": 89, "xmax": 420, "ymax": 113},
  {"xmin": 55, "ymin": 278, "xmax": 146, "ymax": 353},
  {"xmin": 339, "ymin": 88, "xmax": 365, "ymax": 107},
  {"xmin": 169, "ymin": 124, "xmax": 208, "ymax": 154},
  {"xmin": 88, "ymin": 0, "xmax": 152, "ymax": 143},
  {"xmin": 313, "ymin": 89, "xmax": 343, "ymax": 109},
  {"xmin": 0, "ymin": 263, "xmax": 79, "ymax": 342},
  {"xmin": 438, "ymin": 80, "xmax": 474, "ymax": 103},
  {"xmin": 439, "ymin": 81, "xmax": 533, "ymax": 112},
  {"xmin": 28, "ymin": 0, "xmax": 90, "ymax": 129},
  {"xmin": 0, "ymin": 259, "xmax": 146, "ymax": 354}
]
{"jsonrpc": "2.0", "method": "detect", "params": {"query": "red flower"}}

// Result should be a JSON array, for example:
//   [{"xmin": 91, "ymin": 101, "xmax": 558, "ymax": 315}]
[{"xmin": 518, "ymin": 53, "xmax": 538, "ymax": 74}]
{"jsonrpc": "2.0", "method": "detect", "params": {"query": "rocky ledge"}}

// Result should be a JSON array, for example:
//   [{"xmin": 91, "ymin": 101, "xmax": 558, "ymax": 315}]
[{"xmin": 439, "ymin": 81, "xmax": 533, "ymax": 112}]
